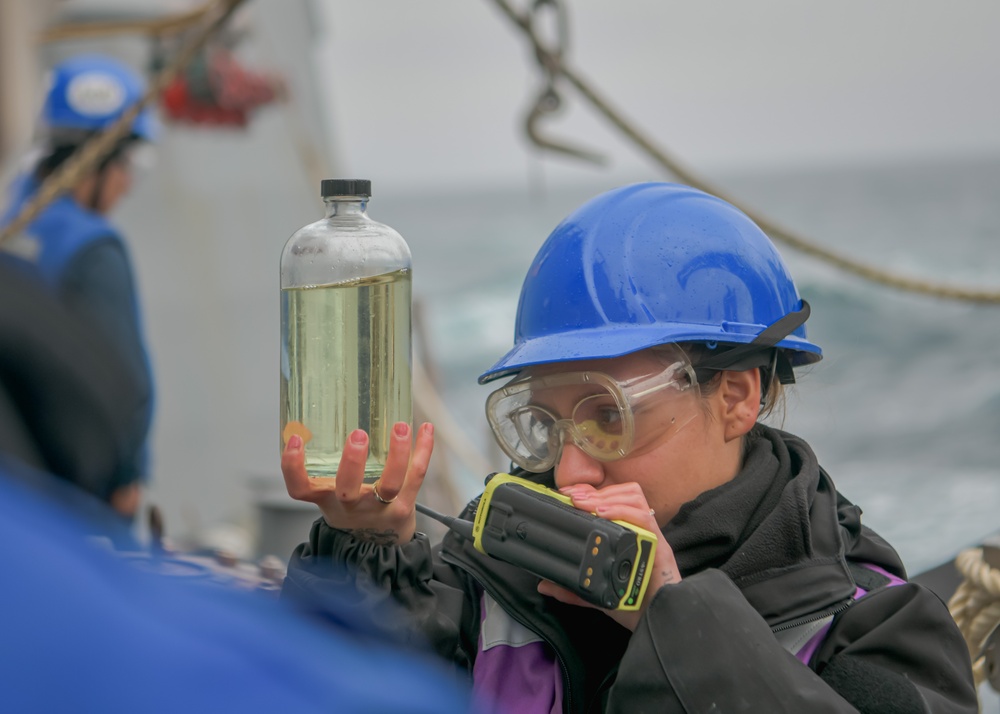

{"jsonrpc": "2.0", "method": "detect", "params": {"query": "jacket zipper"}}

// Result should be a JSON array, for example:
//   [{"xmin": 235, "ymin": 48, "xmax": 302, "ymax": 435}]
[{"xmin": 770, "ymin": 596, "xmax": 856, "ymax": 633}]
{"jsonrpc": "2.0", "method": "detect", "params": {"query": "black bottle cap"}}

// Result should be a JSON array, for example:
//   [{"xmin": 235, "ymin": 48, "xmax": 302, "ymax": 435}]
[{"xmin": 321, "ymin": 178, "xmax": 371, "ymax": 198}]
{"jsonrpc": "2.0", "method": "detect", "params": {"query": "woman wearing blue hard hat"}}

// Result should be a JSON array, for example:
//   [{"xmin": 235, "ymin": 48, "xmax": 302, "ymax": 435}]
[
  {"xmin": 281, "ymin": 183, "xmax": 976, "ymax": 712},
  {"xmin": 1, "ymin": 54, "xmax": 158, "ymax": 519}
]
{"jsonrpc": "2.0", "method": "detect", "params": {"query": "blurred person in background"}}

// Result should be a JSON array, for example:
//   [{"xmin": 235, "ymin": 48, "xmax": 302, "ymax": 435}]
[{"xmin": 1, "ymin": 53, "xmax": 158, "ymax": 520}]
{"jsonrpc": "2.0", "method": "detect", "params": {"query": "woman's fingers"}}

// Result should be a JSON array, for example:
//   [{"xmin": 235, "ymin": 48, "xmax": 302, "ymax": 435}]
[
  {"xmin": 400, "ymin": 422, "xmax": 434, "ymax": 502},
  {"xmin": 559, "ymin": 483, "xmax": 658, "ymax": 530},
  {"xmin": 334, "ymin": 429, "xmax": 370, "ymax": 504},
  {"xmin": 546, "ymin": 481, "xmax": 679, "ymax": 628},
  {"xmin": 281, "ymin": 423, "xmax": 434, "ymax": 503},
  {"xmin": 282, "ymin": 434, "xmax": 324, "ymax": 502},
  {"xmin": 371, "ymin": 423, "xmax": 413, "ymax": 502}
]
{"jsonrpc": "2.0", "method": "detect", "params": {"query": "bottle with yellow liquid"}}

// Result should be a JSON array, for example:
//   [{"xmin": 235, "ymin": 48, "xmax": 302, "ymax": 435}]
[{"xmin": 280, "ymin": 179, "xmax": 412, "ymax": 482}]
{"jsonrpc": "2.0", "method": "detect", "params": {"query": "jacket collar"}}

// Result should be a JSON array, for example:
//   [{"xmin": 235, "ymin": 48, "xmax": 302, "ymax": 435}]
[{"xmin": 664, "ymin": 426, "xmax": 859, "ymax": 622}]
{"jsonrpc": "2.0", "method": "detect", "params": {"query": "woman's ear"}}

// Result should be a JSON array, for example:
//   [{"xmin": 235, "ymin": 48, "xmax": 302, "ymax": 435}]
[{"xmin": 718, "ymin": 369, "xmax": 761, "ymax": 442}]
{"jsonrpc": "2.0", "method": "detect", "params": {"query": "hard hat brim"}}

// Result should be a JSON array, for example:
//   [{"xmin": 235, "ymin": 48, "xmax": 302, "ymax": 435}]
[{"xmin": 478, "ymin": 322, "xmax": 822, "ymax": 384}]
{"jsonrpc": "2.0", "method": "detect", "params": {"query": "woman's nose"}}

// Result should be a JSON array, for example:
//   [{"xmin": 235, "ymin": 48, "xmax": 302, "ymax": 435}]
[{"xmin": 553, "ymin": 441, "xmax": 604, "ymax": 489}]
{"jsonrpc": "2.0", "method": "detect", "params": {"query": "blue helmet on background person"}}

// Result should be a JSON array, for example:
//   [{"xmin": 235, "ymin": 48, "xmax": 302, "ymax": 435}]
[
  {"xmin": 40, "ymin": 54, "xmax": 158, "ymax": 143},
  {"xmin": 479, "ymin": 182, "xmax": 822, "ymax": 384}
]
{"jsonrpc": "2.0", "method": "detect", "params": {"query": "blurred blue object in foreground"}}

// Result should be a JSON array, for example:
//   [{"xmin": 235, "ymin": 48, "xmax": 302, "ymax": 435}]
[{"xmin": 0, "ymin": 462, "xmax": 471, "ymax": 714}]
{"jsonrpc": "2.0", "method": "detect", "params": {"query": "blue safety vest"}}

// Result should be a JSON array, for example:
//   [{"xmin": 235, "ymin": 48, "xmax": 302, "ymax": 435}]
[
  {"xmin": 1, "ymin": 173, "xmax": 155, "ymax": 487},
  {"xmin": 2, "ymin": 174, "xmax": 124, "ymax": 286}
]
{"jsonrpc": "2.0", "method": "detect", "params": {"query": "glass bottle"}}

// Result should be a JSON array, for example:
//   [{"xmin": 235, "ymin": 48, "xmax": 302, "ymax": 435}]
[{"xmin": 280, "ymin": 179, "xmax": 412, "ymax": 482}]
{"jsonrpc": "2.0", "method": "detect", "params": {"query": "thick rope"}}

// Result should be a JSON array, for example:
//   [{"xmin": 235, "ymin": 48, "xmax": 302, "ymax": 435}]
[
  {"xmin": 488, "ymin": 0, "xmax": 1000, "ymax": 305},
  {"xmin": 39, "ymin": 4, "xmax": 214, "ymax": 43},
  {"xmin": 949, "ymin": 547, "xmax": 1000, "ymax": 689},
  {"xmin": 0, "ymin": 0, "xmax": 248, "ymax": 249}
]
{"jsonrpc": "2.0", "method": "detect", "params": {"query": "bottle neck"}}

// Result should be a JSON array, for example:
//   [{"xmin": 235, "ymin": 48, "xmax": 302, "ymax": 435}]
[{"xmin": 323, "ymin": 196, "xmax": 369, "ymax": 218}]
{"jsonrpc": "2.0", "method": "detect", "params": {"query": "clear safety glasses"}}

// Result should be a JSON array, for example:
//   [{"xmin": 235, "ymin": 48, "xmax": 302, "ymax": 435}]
[{"xmin": 486, "ymin": 356, "xmax": 701, "ymax": 473}]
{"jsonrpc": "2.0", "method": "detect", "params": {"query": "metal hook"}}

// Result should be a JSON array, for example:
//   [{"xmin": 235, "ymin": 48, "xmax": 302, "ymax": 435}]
[
  {"xmin": 524, "ymin": 85, "xmax": 606, "ymax": 165},
  {"xmin": 522, "ymin": 0, "xmax": 606, "ymax": 165}
]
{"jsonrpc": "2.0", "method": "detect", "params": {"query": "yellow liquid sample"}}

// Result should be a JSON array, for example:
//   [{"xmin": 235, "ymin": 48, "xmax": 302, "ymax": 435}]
[{"xmin": 280, "ymin": 269, "xmax": 412, "ymax": 481}]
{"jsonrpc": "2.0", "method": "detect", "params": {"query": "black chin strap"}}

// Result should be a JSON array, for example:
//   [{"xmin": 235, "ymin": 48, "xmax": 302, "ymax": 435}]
[{"xmin": 693, "ymin": 300, "xmax": 811, "ymax": 387}]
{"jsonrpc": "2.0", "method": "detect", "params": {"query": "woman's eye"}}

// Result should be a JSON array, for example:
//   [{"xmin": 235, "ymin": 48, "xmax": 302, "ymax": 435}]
[{"xmin": 594, "ymin": 405, "xmax": 622, "ymax": 433}]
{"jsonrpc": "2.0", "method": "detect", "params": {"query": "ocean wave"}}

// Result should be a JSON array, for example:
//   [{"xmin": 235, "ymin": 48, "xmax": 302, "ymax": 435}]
[{"xmin": 833, "ymin": 460, "xmax": 1000, "ymax": 575}]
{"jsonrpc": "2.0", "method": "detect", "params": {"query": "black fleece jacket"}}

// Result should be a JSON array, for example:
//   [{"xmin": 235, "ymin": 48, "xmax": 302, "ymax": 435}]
[{"xmin": 284, "ymin": 426, "xmax": 977, "ymax": 713}]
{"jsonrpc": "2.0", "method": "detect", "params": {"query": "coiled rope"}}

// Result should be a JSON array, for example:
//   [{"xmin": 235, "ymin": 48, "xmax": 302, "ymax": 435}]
[
  {"xmin": 488, "ymin": 0, "xmax": 1000, "ymax": 305},
  {"xmin": 0, "ymin": 0, "xmax": 248, "ymax": 250},
  {"xmin": 949, "ymin": 547, "xmax": 1000, "ymax": 691}
]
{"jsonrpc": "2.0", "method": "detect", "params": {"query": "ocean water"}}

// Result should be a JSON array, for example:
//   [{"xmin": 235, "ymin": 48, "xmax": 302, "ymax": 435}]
[{"xmin": 373, "ymin": 155, "xmax": 1000, "ymax": 577}]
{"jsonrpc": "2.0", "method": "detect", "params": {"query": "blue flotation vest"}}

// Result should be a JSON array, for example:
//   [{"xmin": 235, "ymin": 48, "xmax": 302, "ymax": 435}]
[
  {"xmin": 1, "ymin": 172, "xmax": 155, "ymax": 488},
  {"xmin": 2, "ymin": 174, "xmax": 125, "ymax": 286}
]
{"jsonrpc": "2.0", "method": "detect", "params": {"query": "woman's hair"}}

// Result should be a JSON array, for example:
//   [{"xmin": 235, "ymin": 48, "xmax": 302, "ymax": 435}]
[
  {"xmin": 33, "ymin": 136, "xmax": 136, "ymax": 182},
  {"xmin": 669, "ymin": 342, "xmax": 789, "ymax": 451}
]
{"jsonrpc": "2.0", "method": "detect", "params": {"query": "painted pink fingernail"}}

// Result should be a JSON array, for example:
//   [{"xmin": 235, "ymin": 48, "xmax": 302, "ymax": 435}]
[
  {"xmin": 423, "ymin": 422, "xmax": 434, "ymax": 436},
  {"xmin": 394, "ymin": 422, "xmax": 410, "ymax": 437},
  {"xmin": 351, "ymin": 430, "xmax": 367, "ymax": 445},
  {"xmin": 288, "ymin": 434, "xmax": 302, "ymax": 450}
]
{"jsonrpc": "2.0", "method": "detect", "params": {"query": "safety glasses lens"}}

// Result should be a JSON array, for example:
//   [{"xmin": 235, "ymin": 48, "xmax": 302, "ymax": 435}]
[
  {"xmin": 571, "ymin": 395, "xmax": 627, "ymax": 458},
  {"xmin": 510, "ymin": 405, "xmax": 558, "ymax": 461}
]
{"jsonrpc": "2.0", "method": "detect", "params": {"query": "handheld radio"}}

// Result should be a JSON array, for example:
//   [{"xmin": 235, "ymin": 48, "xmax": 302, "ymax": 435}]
[{"xmin": 416, "ymin": 473, "xmax": 657, "ymax": 611}]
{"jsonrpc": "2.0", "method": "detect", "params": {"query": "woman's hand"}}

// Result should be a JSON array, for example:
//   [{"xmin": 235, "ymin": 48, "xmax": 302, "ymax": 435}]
[
  {"xmin": 537, "ymin": 482, "xmax": 681, "ymax": 631},
  {"xmin": 281, "ymin": 422, "xmax": 435, "ymax": 545}
]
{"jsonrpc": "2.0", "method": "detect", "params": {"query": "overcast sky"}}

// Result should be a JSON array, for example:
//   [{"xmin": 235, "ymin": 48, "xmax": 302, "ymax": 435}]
[{"xmin": 311, "ymin": 0, "xmax": 1000, "ymax": 190}]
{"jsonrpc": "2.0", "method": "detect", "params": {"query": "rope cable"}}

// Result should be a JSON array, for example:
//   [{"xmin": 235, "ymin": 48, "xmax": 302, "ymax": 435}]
[
  {"xmin": 39, "ymin": 4, "xmax": 215, "ymax": 43},
  {"xmin": 949, "ymin": 547, "xmax": 1000, "ymax": 690},
  {"xmin": 0, "ymin": 0, "xmax": 249, "ymax": 250},
  {"xmin": 488, "ymin": 0, "xmax": 1000, "ymax": 305}
]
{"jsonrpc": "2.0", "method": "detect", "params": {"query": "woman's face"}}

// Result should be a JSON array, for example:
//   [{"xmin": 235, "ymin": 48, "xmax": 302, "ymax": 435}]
[
  {"xmin": 74, "ymin": 158, "xmax": 133, "ymax": 215},
  {"xmin": 536, "ymin": 350, "xmax": 754, "ymax": 524}
]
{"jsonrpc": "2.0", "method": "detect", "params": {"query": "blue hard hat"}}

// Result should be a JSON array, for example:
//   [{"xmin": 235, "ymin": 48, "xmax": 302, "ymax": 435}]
[
  {"xmin": 479, "ymin": 182, "xmax": 822, "ymax": 384},
  {"xmin": 41, "ymin": 54, "xmax": 158, "ymax": 142}
]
